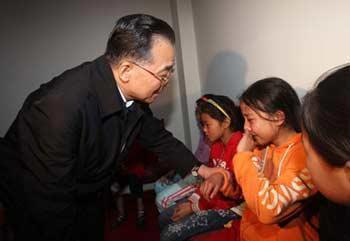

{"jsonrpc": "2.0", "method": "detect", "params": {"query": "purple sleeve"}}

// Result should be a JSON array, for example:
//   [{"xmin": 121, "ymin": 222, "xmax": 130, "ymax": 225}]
[{"xmin": 194, "ymin": 133, "xmax": 210, "ymax": 165}]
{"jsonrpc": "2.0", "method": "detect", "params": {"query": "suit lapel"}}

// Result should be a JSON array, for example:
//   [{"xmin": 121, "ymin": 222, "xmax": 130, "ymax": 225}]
[{"xmin": 119, "ymin": 103, "xmax": 144, "ymax": 154}]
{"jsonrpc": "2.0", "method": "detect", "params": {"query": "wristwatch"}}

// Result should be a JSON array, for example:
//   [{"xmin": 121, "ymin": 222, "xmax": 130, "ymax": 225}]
[{"xmin": 191, "ymin": 166, "xmax": 200, "ymax": 177}]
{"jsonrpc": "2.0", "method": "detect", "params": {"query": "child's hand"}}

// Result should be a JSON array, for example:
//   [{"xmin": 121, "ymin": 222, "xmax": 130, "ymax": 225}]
[
  {"xmin": 200, "ymin": 172, "xmax": 224, "ymax": 200},
  {"xmin": 171, "ymin": 202, "xmax": 193, "ymax": 222},
  {"xmin": 237, "ymin": 132, "xmax": 256, "ymax": 152}
]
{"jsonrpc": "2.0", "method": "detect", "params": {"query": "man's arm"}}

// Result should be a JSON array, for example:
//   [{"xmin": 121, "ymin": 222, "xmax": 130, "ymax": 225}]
[
  {"xmin": 137, "ymin": 106, "xmax": 200, "ymax": 176},
  {"xmin": 137, "ymin": 106, "xmax": 223, "ymax": 197}
]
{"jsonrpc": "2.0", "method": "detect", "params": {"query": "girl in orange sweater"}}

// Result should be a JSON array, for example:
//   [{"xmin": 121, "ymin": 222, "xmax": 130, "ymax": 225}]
[{"xmin": 216, "ymin": 78, "xmax": 319, "ymax": 241}]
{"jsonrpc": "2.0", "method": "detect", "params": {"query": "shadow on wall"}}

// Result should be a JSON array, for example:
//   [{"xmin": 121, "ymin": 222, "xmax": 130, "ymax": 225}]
[
  {"xmin": 150, "ymin": 83, "xmax": 175, "ymax": 126},
  {"xmin": 202, "ymin": 51, "xmax": 247, "ymax": 101}
]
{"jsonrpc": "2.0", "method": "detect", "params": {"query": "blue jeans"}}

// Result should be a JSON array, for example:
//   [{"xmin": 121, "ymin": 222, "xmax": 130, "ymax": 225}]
[{"xmin": 159, "ymin": 203, "xmax": 240, "ymax": 241}]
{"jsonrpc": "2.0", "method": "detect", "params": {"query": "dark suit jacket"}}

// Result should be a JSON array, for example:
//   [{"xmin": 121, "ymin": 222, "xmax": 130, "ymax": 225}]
[{"xmin": 0, "ymin": 56, "xmax": 198, "ymax": 237}]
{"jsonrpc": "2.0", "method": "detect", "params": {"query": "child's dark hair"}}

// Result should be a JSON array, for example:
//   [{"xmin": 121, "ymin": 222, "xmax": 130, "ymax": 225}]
[
  {"xmin": 239, "ymin": 77, "xmax": 301, "ymax": 132},
  {"xmin": 196, "ymin": 94, "xmax": 244, "ymax": 132},
  {"xmin": 302, "ymin": 64, "xmax": 350, "ymax": 167}
]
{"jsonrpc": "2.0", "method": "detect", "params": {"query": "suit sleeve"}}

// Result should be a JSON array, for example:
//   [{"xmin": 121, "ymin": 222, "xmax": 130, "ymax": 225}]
[
  {"xmin": 137, "ymin": 106, "xmax": 200, "ymax": 177},
  {"xmin": 5, "ymin": 91, "xmax": 81, "ymax": 205},
  {"xmin": 2, "ymin": 90, "xmax": 84, "ymax": 239}
]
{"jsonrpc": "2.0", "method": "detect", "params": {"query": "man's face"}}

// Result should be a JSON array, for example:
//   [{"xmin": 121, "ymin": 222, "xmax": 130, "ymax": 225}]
[{"xmin": 127, "ymin": 37, "xmax": 175, "ymax": 103}]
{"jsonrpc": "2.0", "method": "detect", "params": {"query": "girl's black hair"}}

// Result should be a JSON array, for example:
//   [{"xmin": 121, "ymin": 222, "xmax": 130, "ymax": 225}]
[
  {"xmin": 302, "ymin": 64, "xmax": 350, "ymax": 167},
  {"xmin": 239, "ymin": 77, "xmax": 301, "ymax": 132},
  {"xmin": 196, "ymin": 94, "xmax": 244, "ymax": 132}
]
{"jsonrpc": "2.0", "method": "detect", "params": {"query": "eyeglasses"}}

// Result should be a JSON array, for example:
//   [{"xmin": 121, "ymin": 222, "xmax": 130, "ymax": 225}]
[{"xmin": 131, "ymin": 61, "xmax": 173, "ymax": 86}]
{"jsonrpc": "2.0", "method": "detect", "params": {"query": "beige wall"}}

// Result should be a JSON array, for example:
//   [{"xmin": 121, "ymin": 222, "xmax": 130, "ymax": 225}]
[
  {"xmin": 2, "ymin": 0, "xmax": 350, "ymax": 151},
  {"xmin": 191, "ymin": 0, "xmax": 350, "ymax": 99}
]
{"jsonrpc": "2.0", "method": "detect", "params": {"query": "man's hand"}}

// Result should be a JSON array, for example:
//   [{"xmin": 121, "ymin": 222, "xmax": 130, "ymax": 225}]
[
  {"xmin": 171, "ymin": 202, "xmax": 193, "ymax": 222},
  {"xmin": 197, "ymin": 165, "xmax": 210, "ymax": 179},
  {"xmin": 236, "ymin": 132, "xmax": 256, "ymax": 152},
  {"xmin": 197, "ymin": 165, "xmax": 223, "ymax": 179},
  {"xmin": 199, "ymin": 172, "xmax": 224, "ymax": 200}
]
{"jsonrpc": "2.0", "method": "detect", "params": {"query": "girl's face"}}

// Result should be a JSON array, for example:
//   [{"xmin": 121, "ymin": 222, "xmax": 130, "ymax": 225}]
[
  {"xmin": 200, "ymin": 113, "xmax": 227, "ymax": 143},
  {"xmin": 240, "ymin": 102, "xmax": 281, "ymax": 146},
  {"xmin": 302, "ymin": 131, "xmax": 350, "ymax": 204}
]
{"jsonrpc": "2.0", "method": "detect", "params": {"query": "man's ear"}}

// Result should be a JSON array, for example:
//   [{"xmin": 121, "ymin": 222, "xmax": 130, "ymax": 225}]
[
  {"xmin": 273, "ymin": 110, "xmax": 285, "ymax": 126},
  {"xmin": 118, "ymin": 61, "xmax": 133, "ymax": 83}
]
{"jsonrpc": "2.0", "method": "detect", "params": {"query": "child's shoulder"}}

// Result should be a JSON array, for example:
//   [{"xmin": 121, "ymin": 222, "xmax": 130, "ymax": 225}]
[
  {"xmin": 282, "ymin": 135, "xmax": 308, "ymax": 169},
  {"xmin": 286, "ymin": 134, "xmax": 306, "ymax": 155}
]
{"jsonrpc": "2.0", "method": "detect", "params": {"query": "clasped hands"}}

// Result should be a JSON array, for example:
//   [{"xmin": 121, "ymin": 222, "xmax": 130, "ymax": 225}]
[{"xmin": 171, "ymin": 165, "xmax": 226, "ymax": 222}]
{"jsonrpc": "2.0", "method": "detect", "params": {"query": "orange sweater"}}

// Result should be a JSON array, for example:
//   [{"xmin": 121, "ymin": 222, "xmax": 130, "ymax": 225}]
[{"xmin": 220, "ymin": 134, "xmax": 319, "ymax": 241}]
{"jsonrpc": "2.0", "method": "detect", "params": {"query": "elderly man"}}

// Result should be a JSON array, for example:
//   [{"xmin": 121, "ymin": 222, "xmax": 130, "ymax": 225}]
[{"xmin": 0, "ymin": 14, "xmax": 221, "ymax": 241}]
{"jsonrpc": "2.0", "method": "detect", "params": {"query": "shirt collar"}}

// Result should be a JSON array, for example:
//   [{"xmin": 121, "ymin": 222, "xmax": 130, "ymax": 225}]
[{"xmin": 117, "ymin": 85, "xmax": 134, "ymax": 108}]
